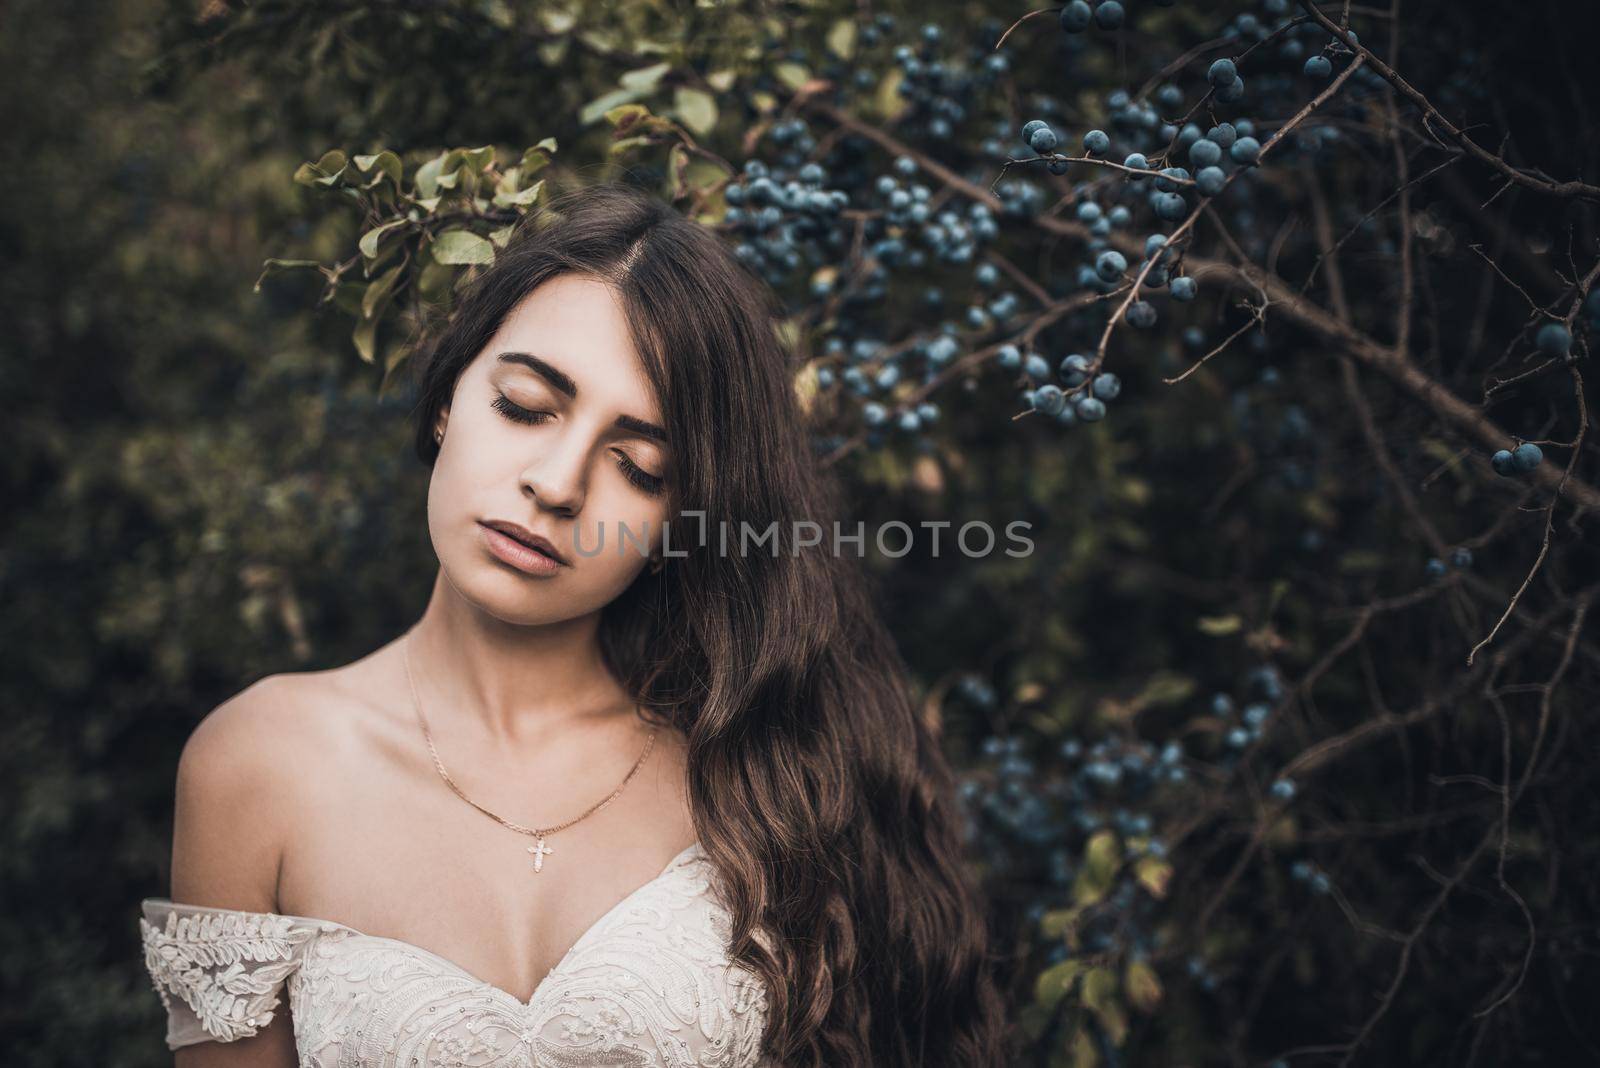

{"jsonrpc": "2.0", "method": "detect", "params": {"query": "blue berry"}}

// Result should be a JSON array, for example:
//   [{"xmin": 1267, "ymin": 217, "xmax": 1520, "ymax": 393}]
[
  {"xmin": 1028, "ymin": 126, "xmax": 1059, "ymax": 154},
  {"xmin": 1096, "ymin": 249, "xmax": 1128, "ymax": 281},
  {"xmin": 1059, "ymin": 0, "xmax": 1092, "ymax": 32},
  {"xmin": 1091, "ymin": 372, "xmax": 1121, "ymax": 400},
  {"xmin": 1059, "ymin": 353, "xmax": 1093, "ymax": 386},
  {"xmin": 1123, "ymin": 152, "xmax": 1149, "ymax": 171},
  {"xmin": 1207, "ymin": 58, "xmax": 1238, "ymax": 88},
  {"xmin": 1084, "ymin": 129, "xmax": 1111, "ymax": 155},
  {"xmin": 1511, "ymin": 442, "xmax": 1543, "ymax": 472},
  {"xmin": 1304, "ymin": 54, "xmax": 1332, "ymax": 78},
  {"xmin": 1450, "ymin": 547, "xmax": 1473, "ymax": 568},
  {"xmin": 1230, "ymin": 136, "xmax": 1262, "ymax": 164},
  {"xmin": 1196, "ymin": 166, "xmax": 1227, "ymax": 196},
  {"xmin": 1490, "ymin": 448, "xmax": 1515, "ymax": 476},
  {"xmin": 1032, "ymin": 384, "xmax": 1066, "ymax": 415},
  {"xmin": 1170, "ymin": 276, "xmax": 1198, "ymax": 301},
  {"xmin": 1094, "ymin": 1, "xmax": 1125, "ymax": 29},
  {"xmin": 1075, "ymin": 395, "xmax": 1107, "ymax": 421},
  {"xmin": 1127, "ymin": 300, "xmax": 1158, "ymax": 328},
  {"xmin": 1536, "ymin": 322, "xmax": 1572, "ymax": 357},
  {"xmin": 1154, "ymin": 192, "xmax": 1188, "ymax": 221},
  {"xmin": 1270, "ymin": 778, "xmax": 1296, "ymax": 801},
  {"xmin": 1425, "ymin": 557, "xmax": 1448, "ymax": 579},
  {"xmin": 1189, "ymin": 138, "xmax": 1222, "ymax": 167}
]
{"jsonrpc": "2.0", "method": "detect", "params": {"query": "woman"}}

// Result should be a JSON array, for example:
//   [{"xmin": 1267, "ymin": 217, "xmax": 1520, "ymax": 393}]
[{"xmin": 138, "ymin": 182, "xmax": 1007, "ymax": 1066}]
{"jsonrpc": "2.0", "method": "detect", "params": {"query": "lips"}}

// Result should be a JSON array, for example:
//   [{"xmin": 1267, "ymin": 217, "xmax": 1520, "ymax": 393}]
[{"xmin": 479, "ymin": 520, "xmax": 569, "ymax": 565}]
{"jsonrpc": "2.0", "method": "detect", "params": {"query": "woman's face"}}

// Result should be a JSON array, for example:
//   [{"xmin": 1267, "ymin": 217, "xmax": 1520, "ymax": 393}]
[{"xmin": 427, "ymin": 272, "xmax": 672, "ymax": 626}]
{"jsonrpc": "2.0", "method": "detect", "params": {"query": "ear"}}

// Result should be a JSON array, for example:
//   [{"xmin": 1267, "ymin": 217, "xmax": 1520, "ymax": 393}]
[{"xmin": 433, "ymin": 403, "xmax": 451, "ymax": 442}]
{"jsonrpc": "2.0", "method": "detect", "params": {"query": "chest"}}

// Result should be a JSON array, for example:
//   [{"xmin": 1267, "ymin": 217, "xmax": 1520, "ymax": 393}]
[{"xmin": 276, "ymin": 709, "xmax": 697, "ymax": 1006}]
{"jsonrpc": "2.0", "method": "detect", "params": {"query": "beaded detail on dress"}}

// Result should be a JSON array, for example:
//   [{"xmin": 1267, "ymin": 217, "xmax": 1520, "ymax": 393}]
[{"xmin": 138, "ymin": 842, "xmax": 774, "ymax": 1067}]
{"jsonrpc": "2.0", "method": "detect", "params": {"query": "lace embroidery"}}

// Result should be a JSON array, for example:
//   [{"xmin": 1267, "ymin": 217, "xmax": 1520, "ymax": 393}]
[
  {"xmin": 138, "ymin": 846, "xmax": 775, "ymax": 1067},
  {"xmin": 140, "ymin": 906, "xmax": 320, "ymax": 1042}
]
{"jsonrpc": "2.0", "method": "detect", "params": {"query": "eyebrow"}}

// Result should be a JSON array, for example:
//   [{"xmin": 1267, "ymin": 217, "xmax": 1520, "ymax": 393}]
[{"xmin": 494, "ymin": 351, "xmax": 668, "ymax": 443}]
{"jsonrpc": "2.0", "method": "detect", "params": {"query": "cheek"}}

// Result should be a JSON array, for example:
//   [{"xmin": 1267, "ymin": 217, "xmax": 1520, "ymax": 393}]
[{"xmin": 577, "ymin": 497, "xmax": 670, "ymax": 562}]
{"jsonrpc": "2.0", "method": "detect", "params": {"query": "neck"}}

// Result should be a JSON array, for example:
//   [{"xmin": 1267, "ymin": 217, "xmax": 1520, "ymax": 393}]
[{"xmin": 404, "ymin": 569, "xmax": 636, "ymax": 752}]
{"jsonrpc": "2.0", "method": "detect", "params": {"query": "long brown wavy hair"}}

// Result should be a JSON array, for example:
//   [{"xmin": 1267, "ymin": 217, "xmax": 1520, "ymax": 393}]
[{"xmin": 407, "ymin": 180, "xmax": 1008, "ymax": 1066}]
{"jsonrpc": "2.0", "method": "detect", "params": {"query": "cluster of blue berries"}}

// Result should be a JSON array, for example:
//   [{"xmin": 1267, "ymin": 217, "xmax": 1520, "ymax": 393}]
[
  {"xmin": 1490, "ymin": 442, "xmax": 1544, "ymax": 477},
  {"xmin": 1058, "ymin": 0, "xmax": 1176, "ymax": 34},
  {"xmin": 890, "ymin": 22, "xmax": 1008, "ymax": 142},
  {"xmin": 1424, "ymin": 546, "xmax": 1474, "ymax": 579},
  {"xmin": 1003, "ymin": 342, "xmax": 1124, "ymax": 426},
  {"xmin": 723, "ymin": 156, "xmax": 849, "ymax": 283}
]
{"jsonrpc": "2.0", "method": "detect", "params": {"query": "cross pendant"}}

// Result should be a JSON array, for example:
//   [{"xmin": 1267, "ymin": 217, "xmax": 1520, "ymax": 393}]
[{"xmin": 526, "ymin": 837, "xmax": 554, "ymax": 873}]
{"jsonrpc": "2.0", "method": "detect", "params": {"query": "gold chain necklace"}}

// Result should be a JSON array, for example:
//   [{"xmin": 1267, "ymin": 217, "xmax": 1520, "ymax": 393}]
[{"xmin": 402, "ymin": 629, "xmax": 658, "ymax": 874}]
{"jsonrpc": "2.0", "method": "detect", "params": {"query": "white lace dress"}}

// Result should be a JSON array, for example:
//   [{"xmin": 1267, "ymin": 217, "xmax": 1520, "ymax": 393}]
[{"xmin": 138, "ymin": 841, "xmax": 775, "ymax": 1067}]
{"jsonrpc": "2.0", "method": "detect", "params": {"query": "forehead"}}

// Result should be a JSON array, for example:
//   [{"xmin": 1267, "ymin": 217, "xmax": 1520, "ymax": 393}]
[
  {"xmin": 487, "ymin": 273, "xmax": 639, "ymax": 376},
  {"xmin": 471, "ymin": 273, "xmax": 663, "ymax": 426}
]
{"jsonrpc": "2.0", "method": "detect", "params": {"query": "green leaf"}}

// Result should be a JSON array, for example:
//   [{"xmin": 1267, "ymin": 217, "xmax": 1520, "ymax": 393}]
[
  {"xmin": 608, "ymin": 134, "xmax": 653, "ymax": 156},
  {"xmin": 1131, "ymin": 672, "xmax": 1197, "ymax": 710},
  {"xmin": 520, "ymin": 138, "xmax": 557, "ymax": 176},
  {"xmin": 352, "ymin": 317, "xmax": 377, "ymax": 364},
  {"xmin": 1080, "ymin": 967, "xmax": 1127, "ymax": 1046},
  {"xmin": 414, "ymin": 149, "xmax": 465, "ymax": 199},
  {"xmin": 461, "ymin": 145, "xmax": 495, "ymax": 173},
  {"xmin": 604, "ymin": 103, "xmax": 653, "ymax": 133},
  {"xmin": 492, "ymin": 177, "xmax": 544, "ymax": 209},
  {"xmin": 1068, "ymin": 1025, "xmax": 1099, "ymax": 1068},
  {"xmin": 1033, "ymin": 958, "xmax": 1084, "ymax": 1010},
  {"xmin": 1133, "ymin": 855, "xmax": 1172, "ymax": 899},
  {"xmin": 874, "ymin": 67, "xmax": 909, "ymax": 121},
  {"xmin": 1125, "ymin": 960, "xmax": 1162, "ymax": 1013},
  {"xmin": 359, "ymin": 219, "xmax": 407, "ymax": 260},
  {"xmin": 361, "ymin": 263, "xmax": 402, "ymax": 320},
  {"xmin": 773, "ymin": 61, "xmax": 811, "ymax": 91},
  {"xmin": 252, "ymin": 258, "xmax": 323, "ymax": 292},
  {"xmin": 417, "ymin": 258, "xmax": 457, "ymax": 301},
  {"xmin": 826, "ymin": 19, "xmax": 857, "ymax": 59},
  {"xmin": 1039, "ymin": 905, "xmax": 1086, "ymax": 939},
  {"xmin": 353, "ymin": 150, "xmax": 402, "ymax": 188},
  {"xmin": 580, "ymin": 87, "xmax": 648, "ymax": 125},
  {"xmin": 618, "ymin": 61, "xmax": 671, "ymax": 92},
  {"xmin": 1072, "ymin": 830, "xmax": 1121, "ymax": 906},
  {"xmin": 673, "ymin": 86, "xmax": 718, "ymax": 136},
  {"xmin": 487, "ymin": 224, "xmax": 517, "ymax": 248},
  {"xmin": 292, "ymin": 149, "xmax": 348, "ymax": 188},
  {"xmin": 1197, "ymin": 614, "xmax": 1242, "ymax": 636},
  {"xmin": 431, "ymin": 229, "xmax": 494, "ymax": 266}
]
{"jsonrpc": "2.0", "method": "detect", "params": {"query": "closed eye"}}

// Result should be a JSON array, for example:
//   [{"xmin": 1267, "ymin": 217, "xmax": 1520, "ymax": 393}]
[{"xmin": 491, "ymin": 393, "xmax": 667, "ymax": 497}]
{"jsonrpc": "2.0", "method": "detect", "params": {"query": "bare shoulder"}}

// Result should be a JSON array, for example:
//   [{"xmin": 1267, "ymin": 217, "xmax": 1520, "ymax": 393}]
[{"xmin": 169, "ymin": 663, "xmax": 383, "ymax": 912}]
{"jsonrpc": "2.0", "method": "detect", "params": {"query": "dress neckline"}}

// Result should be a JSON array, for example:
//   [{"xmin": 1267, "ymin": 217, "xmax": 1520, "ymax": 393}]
[{"xmin": 143, "ymin": 840, "xmax": 704, "ymax": 1009}]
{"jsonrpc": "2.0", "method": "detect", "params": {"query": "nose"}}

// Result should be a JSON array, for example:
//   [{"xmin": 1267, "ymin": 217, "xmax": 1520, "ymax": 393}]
[{"xmin": 518, "ymin": 432, "xmax": 586, "ymax": 517}]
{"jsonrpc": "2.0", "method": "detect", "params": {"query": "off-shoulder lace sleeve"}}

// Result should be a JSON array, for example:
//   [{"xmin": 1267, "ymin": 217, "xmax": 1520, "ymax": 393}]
[{"xmin": 139, "ymin": 898, "xmax": 319, "ymax": 1050}]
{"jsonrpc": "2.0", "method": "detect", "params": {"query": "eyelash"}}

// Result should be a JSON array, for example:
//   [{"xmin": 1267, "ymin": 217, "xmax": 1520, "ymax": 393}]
[{"xmin": 490, "ymin": 393, "xmax": 666, "ymax": 496}]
